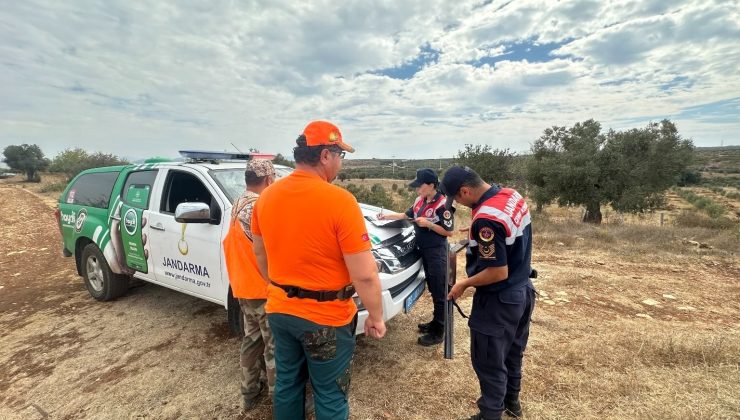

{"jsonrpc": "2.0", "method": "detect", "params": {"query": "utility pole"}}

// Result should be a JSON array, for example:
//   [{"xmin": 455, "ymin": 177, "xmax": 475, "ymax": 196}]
[
  {"xmin": 392, "ymin": 155, "xmax": 395, "ymax": 176},
  {"xmin": 439, "ymin": 156, "xmax": 442, "ymax": 170}
]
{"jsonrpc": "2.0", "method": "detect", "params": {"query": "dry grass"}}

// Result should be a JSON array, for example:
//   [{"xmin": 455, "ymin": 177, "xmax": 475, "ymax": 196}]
[
  {"xmin": 0, "ymin": 172, "xmax": 68, "ymax": 207},
  {"xmin": 349, "ymin": 187, "xmax": 740, "ymax": 419},
  {"xmin": 523, "ymin": 317, "xmax": 739, "ymax": 419},
  {"xmin": 2, "ymin": 178, "xmax": 738, "ymax": 419}
]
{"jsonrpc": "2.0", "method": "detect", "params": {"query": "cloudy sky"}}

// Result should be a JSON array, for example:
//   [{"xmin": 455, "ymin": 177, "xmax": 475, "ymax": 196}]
[{"xmin": 1, "ymin": 0, "xmax": 739, "ymax": 161}]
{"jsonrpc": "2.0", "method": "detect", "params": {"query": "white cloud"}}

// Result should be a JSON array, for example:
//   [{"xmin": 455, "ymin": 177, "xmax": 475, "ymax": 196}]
[{"xmin": 1, "ymin": 0, "xmax": 739, "ymax": 163}]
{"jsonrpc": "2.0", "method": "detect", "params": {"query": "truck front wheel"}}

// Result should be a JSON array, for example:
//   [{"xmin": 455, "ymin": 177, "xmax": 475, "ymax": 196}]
[{"xmin": 82, "ymin": 243, "xmax": 130, "ymax": 301}]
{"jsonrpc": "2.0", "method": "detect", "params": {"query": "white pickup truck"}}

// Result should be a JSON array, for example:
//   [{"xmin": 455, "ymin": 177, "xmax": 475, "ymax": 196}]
[{"xmin": 55, "ymin": 153, "xmax": 427, "ymax": 335}]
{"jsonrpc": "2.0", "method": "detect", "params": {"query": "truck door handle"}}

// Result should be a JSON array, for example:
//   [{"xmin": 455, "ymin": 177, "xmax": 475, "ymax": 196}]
[{"xmin": 151, "ymin": 223, "xmax": 165, "ymax": 231}]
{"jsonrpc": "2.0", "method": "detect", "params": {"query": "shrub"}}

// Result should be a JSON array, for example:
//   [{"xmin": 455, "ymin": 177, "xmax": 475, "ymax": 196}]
[
  {"xmin": 704, "ymin": 203, "xmax": 727, "ymax": 218},
  {"xmin": 677, "ymin": 189, "xmax": 729, "ymax": 218},
  {"xmin": 343, "ymin": 183, "xmax": 394, "ymax": 209},
  {"xmin": 39, "ymin": 182, "xmax": 67, "ymax": 193},
  {"xmin": 673, "ymin": 210, "xmax": 736, "ymax": 230},
  {"xmin": 50, "ymin": 148, "xmax": 128, "ymax": 180}
]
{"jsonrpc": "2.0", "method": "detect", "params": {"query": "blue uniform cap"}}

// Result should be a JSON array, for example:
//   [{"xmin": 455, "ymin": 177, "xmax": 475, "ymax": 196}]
[
  {"xmin": 440, "ymin": 165, "xmax": 474, "ymax": 209},
  {"xmin": 409, "ymin": 168, "xmax": 439, "ymax": 188}
]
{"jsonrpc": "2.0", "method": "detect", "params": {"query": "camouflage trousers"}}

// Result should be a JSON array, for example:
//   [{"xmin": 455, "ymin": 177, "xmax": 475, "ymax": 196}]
[{"xmin": 239, "ymin": 299, "xmax": 276, "ymax": 402}]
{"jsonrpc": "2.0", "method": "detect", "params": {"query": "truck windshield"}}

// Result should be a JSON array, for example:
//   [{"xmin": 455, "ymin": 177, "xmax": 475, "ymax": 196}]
[{"xmin": 210, "ymin": 166, "xmax": 294, "ymax": 203}]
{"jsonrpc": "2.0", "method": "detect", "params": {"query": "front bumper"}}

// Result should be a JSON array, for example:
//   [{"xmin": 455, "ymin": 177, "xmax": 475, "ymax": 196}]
[{"xmin": 354, "ymin": 264, "xmax": 426, "ymax": 335}]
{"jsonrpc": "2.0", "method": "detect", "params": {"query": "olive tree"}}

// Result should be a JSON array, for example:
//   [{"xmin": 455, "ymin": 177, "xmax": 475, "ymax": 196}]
[
  {"xmin": 2, "ymin": 144, "xmax": 49, "ymax": 181},
  {"xmin": 455, "ymin": 144, "xmax": 515, "ymax": 185},
  {"xmin": 527, "ymin": 119, "xmax": 693, "ymax": 224}
]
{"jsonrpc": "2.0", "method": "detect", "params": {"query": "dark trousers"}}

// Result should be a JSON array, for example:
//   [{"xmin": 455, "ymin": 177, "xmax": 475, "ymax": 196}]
[
  {"xmin": 419, "ymin": 244, "xmax": 447, "ymax": 325},
  {"xmin": 469, "ymin": 282, "xmax": 535, "ymax": 420},
  {"xmin": 267, "ymin": 313, "xmax": 356, "ymax": 420}
]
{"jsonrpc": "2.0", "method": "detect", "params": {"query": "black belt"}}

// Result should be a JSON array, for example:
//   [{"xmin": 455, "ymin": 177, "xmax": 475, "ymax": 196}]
[{"xmin": 270, "ymin": 281, "xmax": 356, "ymax": 302}]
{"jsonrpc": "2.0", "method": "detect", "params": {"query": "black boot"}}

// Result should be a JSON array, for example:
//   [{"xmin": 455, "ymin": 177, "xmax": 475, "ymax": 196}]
[
  {"xmin": 417, "ymin": 321, "xmax": 444, "ymax": 346},
  {"xmin": 504, "ymin": 393, "xmax": 522, "ymax": 418},
  {"xmin": 418, "ymin": 320, "xmax": 434, "ymax": 333},
  {"xmin": 463, "ymin": 413, "xmax": 499, "ymax": 420}
]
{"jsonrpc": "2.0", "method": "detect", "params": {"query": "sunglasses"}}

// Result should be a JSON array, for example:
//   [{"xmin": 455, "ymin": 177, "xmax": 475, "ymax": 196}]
[{"xmin": 327, "ymin": 147, "xmax": 346, "ymax": 159}]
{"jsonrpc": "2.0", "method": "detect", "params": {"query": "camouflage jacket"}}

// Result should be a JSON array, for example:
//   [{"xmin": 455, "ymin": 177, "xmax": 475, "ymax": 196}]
[{"xmin": 232, "ymin": 190, "xmax": 259, "ymax": 241}]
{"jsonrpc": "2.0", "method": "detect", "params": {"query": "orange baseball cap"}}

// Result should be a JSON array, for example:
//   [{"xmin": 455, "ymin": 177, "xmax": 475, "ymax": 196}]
[{"xmin": 301, "ymin": 120, "xmax": 355, "ymax": 153}]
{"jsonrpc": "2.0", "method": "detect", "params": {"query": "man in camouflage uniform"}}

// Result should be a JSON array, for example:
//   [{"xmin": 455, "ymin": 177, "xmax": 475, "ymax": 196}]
[{"xmin": 227, "ymin": 159, "xmax": 277, "ymax": 410}]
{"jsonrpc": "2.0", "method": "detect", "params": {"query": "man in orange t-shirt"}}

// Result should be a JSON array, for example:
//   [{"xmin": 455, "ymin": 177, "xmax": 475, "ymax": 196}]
[
  {"xmin": 252, "ymin": 120, "xmax": 386, "ymax": 420},
  {"xmin": 223, "ymin": 159, "xmax": 276, "ymax": 411}
]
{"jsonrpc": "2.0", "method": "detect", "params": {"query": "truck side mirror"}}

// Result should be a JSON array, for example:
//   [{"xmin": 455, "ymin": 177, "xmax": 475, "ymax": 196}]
[{"xmin": 175, "ymin": 202, "xmax": 211, "ymax": 223}]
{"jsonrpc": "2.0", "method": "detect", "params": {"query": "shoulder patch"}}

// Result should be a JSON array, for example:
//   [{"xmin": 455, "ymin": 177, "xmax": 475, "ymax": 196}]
[
  {"xmin": 443, "ymin": 210, "xmax": 452, "ymax": 219},
  {"xmin": 479, "ymin": 244, "xmax": 496, "ymax": 259},
  {"xmin": 478, "ymin": 226, "xmax": 494, "ymax": 243}
]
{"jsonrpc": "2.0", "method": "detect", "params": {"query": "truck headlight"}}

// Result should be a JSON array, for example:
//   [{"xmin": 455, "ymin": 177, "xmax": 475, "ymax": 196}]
[
  {"xmin": 372, "ymin": 249, "xmax": 402, "ymax": 274},
  {"xmin": 372, "ymin": 250, "xmax": 388, "ymax": 273}
]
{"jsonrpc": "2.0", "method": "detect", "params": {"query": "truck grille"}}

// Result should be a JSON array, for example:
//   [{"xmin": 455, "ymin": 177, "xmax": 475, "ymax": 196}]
[
  {"xmin": 389, "ymin": 268, "xmax": 422, "ymax": 298},
  {"xmin": 397, "ymin": 248, "xmax": 420, "ymax": 269},
  {"xmin": 380, "ymin": 228, "xmax": 419, "ymax": 270}
]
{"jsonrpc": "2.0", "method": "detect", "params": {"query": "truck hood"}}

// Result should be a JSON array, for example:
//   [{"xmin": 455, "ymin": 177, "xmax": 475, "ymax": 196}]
[{"xmin": 358, "ymin": 203, "xmax": 414, "ymax": 247}]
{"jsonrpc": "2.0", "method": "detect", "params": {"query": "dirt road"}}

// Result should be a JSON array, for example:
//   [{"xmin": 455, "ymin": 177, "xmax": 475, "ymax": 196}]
[
  {"xmin": 1, "ymin": 186, "xmax": 250, "ymax": 418},
  {"xmin": 0, "ymin": 184, "xmax": 483, "ymax": 419},
  {"xmin": 1, "ymin": 183, "xmax": 739, "ymax": 419}
]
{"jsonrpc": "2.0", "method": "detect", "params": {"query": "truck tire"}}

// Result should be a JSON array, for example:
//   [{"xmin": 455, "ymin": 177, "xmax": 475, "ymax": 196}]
[
  {"xmin": 81, "ymin": 243, "xmax": 130, "ymax": 301},
  {"xmin": 227, "ymin": 288, "xmax": 244, "ymax": 338}
]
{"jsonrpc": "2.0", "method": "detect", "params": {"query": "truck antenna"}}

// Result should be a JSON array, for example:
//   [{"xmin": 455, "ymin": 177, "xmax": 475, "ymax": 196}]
[{"xmin": 231, "ymin": 142, "xmax": 245, "ymax": 154}]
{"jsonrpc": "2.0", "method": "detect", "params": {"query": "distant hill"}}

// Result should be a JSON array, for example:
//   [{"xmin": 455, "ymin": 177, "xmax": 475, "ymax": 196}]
[
  {"xmin": 338, "ymin": 146, "xmax": 740, "ymax": 187},
  {"xmin": 694, "ymin": 146, "xmax": 740, "ymax": 170},
  {"xmin": 692, "ymin": 146, "xmax": 740, "ymax": 188}
]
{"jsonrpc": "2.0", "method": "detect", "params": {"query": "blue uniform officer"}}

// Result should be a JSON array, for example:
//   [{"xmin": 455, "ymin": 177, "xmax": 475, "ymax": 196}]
[
  {"xmin": 442, "ymin": 166, "xmax": 535, "ymax": 420},
  {"xmin": 377, "ymin": 168, "xmax": 455, "ymax": 346}
]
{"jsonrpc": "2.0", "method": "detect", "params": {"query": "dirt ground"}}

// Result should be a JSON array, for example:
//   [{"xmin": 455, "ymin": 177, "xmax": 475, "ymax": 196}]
[{"xmin": 1, "ymin": 177, "xmax": 739, "ymax": 419}]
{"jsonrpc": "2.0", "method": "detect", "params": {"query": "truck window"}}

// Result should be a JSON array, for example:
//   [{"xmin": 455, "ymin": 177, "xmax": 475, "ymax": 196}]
[
  {"xmin": 65, "ymin": 171, "xmax": 120, "ymax": 208},
  {"xmin": 161, "ymin": 171, "xmax": 222, "ymax": 222},
  {"xmin": 210, "ymin": 166, "xmax": 293, "ymax": 203},
  {"xmin": 121, "ymin": 170, "xmax": 157, "ymax": 209}
]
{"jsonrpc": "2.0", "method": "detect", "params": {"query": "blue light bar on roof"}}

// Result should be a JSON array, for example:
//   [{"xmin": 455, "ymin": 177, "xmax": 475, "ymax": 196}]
[{"xmin": 178, "ymin": 150, "xmax": 275, "ymax": 161}]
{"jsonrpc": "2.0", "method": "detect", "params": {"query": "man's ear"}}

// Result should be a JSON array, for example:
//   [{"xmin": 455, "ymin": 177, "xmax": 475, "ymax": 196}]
[
  {"xmin": 320, "ymin": 148, "xmax": 331, "ymax": 162},
  {"xmin": 459, "ymin": 186, "xmax": 469, "ymax": 199}
]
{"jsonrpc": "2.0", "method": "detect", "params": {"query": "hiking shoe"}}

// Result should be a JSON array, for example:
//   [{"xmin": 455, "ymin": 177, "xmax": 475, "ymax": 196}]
[
  {"xmin": 243, "ymin": 398, "xmax": 258, "ymax": 411},
  {"xmin": 242, "ymin": 382, "xmax": 266, "ymax": 411},
  {"xmin": 417, "ymin": 331, "xmax": 444, "ymax": 346},
  {"xmin": 504, "ymin": 394, "xmax": 522, "ymax": 418},
  {"xmin": 417, "ymin": 321, "xmax": 444, "ymax": 346},
  {"xmin": 418, "ymin": 320, "xmax": 435, "ymax": 333},
  {"xmin": 464, "ymin": 413, "xmax": 498, "ymax": 420}
]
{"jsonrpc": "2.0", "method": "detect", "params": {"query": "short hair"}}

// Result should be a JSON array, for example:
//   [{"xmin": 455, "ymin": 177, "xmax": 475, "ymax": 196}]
[
  {"xmin": 460, "ymin": 170, "xmax": 484, "ymax": 190},
  {"xmin": 293, "ymin": 134, "xmax": 340, "ymax": 165},
  {"xmin": 244, "ymin": 171, "xmax": 268, "ymax": 187}
]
